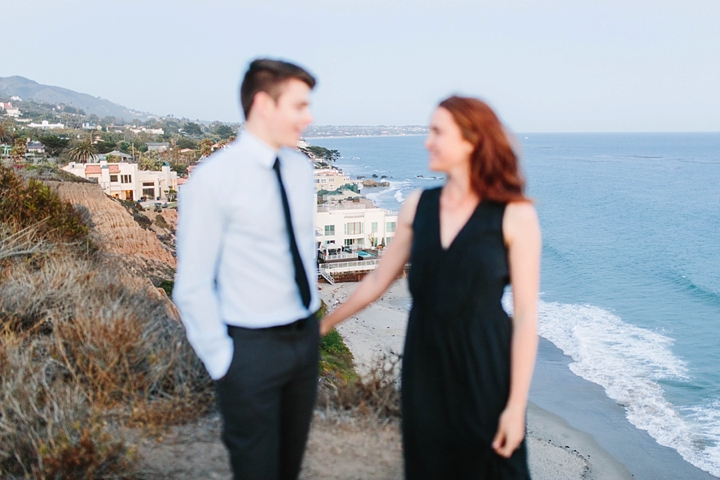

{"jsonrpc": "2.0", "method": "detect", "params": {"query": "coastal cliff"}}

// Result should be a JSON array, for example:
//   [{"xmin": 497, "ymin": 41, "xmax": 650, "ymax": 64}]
[{"xmin": 47, "ymin": 181, "xmax": 176, "ymax": 281}]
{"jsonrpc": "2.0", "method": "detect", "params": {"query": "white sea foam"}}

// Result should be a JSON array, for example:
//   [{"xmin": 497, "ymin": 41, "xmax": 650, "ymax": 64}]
[
  {"xmin": 683, "ymin": 400, "xmax": 720, "ymax": 476},
  {"xmin": 502, "ymin": 294, "xmax": 720, "ymax": 476},
  {"xmin": 364, "ymin": 180, "xmax": 411, "ymax": 209}
]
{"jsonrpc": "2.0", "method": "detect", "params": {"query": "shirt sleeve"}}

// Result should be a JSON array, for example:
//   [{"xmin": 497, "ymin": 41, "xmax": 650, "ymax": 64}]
[{"xmin": 173, "ymin": 171, "xmax": 233, "ymax": 380}]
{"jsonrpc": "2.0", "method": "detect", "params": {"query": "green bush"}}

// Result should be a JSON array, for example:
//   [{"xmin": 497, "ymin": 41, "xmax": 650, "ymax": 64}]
[
  {"xmin": 159, "ymin": 279, "xmax": 174, "ymax": 297},
  {"xmin": 17, "ymin": 164, "xmax": 88, "ymax": 183},
  {"xmin": 318, "ymin": 300, "xmax": 356, "ymax": 382},
  {"xmin": 0, "ymin": 165, "xmax": 90, "ymax": 243}
]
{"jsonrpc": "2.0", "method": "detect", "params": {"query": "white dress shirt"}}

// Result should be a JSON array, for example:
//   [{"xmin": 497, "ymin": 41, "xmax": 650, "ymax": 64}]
[{"xmin": 173, "ymin": 130, "xmax": 320, "ymax": 380}]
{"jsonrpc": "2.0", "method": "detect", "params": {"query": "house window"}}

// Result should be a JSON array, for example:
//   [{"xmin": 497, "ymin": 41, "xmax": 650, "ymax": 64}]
[
  {"xmin": 371, "ymin": 222, "xmax": 378, "ymax": 233},
  {"xmin": 121, "ymin": 175, "xmax": 132, "ymax": 183},
  {"xmin": 143, "ymin": 182, "xmax": 154, "ymax": 187},
  {"xmin": 345, "ymin": 222, "xmax": 363, "ymax": 235},
  {"xmin": 385, "ymin": 236, "xmax": 393, "ymax": 246},
  {"xmin": 324, "ymin": 225, "xmax": 335, "ymax": 236},
  {"xmin": 386, "ymin": 221, "xmax": 397, "ymax": 233},
  {"xmin": 109, "ymin": 175, "xmax": 118, "ymax": 182},
  {"xmin": 344, "ymin": 239, "xmax": 354, "ymax": 246},
  {"xmin": 143, "ymin": 188, "xmax": 155, "ymax": 197}
]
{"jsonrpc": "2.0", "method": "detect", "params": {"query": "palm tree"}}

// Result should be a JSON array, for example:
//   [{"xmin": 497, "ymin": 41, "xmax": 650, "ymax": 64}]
[
  {"xmin": 0, "ymin": 122, "xmax": 13, "ymax": 145},
  {"xmin": 199, "ymin": 138, "xmax": 213, "ymax": 159},
  {"xmin": 66, "ymin": 137, "xmax": 97, "ymax": 163}
]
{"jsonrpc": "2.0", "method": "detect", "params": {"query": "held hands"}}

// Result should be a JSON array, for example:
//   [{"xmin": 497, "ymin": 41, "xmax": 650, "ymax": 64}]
[
  {"xmin": 319, "ymin": 319, "xmax": 335, "ymax": 336},
  {"xmin": 492, "ymin": 405, "xmax": 526, "ymax": 458}
]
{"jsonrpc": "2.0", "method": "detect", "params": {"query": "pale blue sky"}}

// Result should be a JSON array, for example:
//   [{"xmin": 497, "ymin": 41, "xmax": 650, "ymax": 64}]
[{"xmin": 2, "ymin": 0, "xmax": 719, "ymax": 132}]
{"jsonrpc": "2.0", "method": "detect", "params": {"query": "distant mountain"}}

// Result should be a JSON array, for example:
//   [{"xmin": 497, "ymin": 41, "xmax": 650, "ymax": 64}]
[{"xmin": 0, "ymin": 76, "xmax": 152, "ymax": 121}]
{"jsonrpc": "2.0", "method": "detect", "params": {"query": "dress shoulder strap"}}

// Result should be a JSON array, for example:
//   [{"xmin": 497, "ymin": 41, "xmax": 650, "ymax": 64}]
[{"xmin": 412, "ymin": 187, "xmax": 442, "ymax": 231}]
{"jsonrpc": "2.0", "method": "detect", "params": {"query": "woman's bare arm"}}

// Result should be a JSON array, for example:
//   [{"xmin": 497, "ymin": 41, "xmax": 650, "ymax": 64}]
[
  {"xmin": 319, "ymin": 190, "xmax": 422, "ymax": 335},
  {"xmin": 493, "ymin": 201, "xmax": 541, "ymax": 458}
]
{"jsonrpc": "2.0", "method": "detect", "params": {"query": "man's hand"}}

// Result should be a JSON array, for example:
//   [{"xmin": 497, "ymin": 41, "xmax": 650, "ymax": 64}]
[{"xmin": 492, "ymin": 406, "xmax": 526, "ymax": 458}]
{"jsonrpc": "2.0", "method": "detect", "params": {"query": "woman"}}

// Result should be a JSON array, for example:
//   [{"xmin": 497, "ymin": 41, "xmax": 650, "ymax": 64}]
[{"xmin": 320, "ymin": 96, "xmax": 540, "ymax": 479}]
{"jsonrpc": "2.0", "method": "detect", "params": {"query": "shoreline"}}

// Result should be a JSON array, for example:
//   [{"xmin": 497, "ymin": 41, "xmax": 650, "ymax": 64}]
[
  {"xmin": 318, "ymin": 281, "xmax": 633, "ymax": 480},
  {"xmin": 319, "ymin": 279, "xmax": 719, "ymax": 479},
  {"xmin": 304, "ymin": 134, "xmax": 426, "ymax": 140}
]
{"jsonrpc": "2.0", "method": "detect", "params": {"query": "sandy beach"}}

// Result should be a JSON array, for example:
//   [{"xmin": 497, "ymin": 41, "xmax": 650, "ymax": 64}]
[{"xmin": 318, "ymin": 279, "xmax": 633, "ymax": 480}]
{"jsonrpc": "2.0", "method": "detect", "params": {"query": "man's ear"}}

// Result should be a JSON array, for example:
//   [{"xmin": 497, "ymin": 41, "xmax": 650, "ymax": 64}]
[{"xmin": 252, "ymin": 91, "xmax": 274, "ymax": 119}]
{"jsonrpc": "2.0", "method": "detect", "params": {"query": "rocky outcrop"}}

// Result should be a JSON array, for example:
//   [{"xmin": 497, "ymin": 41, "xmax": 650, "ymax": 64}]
[{"xmin": 362, "ymin": 179, "xmax": 390, "ymax": 187}]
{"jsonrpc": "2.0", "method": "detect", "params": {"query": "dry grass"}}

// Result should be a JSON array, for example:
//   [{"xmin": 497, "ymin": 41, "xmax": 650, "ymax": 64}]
[
  {"xmin": 318, "ymin": 352, "xmax": 402, "ymax": 421},
  {"xmin": 0, "ymin": 227, "xmax": 212, "ymax": 478},
  {"xmin": 0, "ymin": 332, "xmax": 134, "ymax": 479}
]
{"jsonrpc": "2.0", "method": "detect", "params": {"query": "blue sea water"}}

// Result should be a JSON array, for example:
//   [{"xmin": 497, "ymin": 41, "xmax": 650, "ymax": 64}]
[{"xmin": 312, "ymin": 133, "xmax": 720, "ymax": 477}]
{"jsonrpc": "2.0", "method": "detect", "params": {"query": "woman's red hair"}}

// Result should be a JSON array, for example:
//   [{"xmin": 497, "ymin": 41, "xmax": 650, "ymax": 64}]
[{"xmin": 439, "ymin": 96, "xmax": 528, "ymax": 203}]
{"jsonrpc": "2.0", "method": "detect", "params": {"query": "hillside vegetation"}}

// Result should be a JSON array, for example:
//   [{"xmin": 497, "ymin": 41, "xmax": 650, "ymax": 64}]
[
  {"xmin": 0, "ymin": 163, "xmax": 398, "ymax": 478},
  {"xmin": 0, "ymin": 164, "xmax": 212, "ymax": 478}
]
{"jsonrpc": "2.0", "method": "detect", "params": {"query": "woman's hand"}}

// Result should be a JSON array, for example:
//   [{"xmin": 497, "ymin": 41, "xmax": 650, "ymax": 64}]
[
  {"xmin": 491, "ymin": 406, "xmax": 526, "ymax": 458},
  {"xmin": 319, "ymin": 318, "xmax": 335, "ymax": 336},
  {"xmin": 315, "ymin": 190, "xmax": 421, "ymax": 338}
]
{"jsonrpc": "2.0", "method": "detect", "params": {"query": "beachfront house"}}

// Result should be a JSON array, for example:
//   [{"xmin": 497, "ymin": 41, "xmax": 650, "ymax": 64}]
[
  {"xmin": 314, "ymin": 169, "xmax": 362, "ymax": 193},
  {"xmin": 315, "ymin": 198, "xmax": 398, "ymax": 250},
  {"xmin": 62, "ymin": 159, "xmax": 178, "ymax": 202}
]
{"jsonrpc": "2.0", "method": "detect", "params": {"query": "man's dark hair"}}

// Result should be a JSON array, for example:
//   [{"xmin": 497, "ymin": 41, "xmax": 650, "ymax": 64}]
[{"xmin": 240, "ymin": 59, "xmax": 316, "ymax": 120}]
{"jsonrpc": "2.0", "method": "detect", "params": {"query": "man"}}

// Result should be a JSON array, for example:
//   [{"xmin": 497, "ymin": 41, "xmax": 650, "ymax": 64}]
[{"xmin": 173, "ymin": 59, "xmax": 320, "ymax": 480}]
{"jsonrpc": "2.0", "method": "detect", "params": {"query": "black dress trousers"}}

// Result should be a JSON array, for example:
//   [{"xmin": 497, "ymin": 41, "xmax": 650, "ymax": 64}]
[{"xmin": 216, "ymin": 314, "xmax": 319, "ymax": 480}]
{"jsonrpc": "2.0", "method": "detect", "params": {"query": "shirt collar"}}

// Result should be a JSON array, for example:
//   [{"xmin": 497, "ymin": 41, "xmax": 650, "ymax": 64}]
[{"xmin": 238, "ymin": 129, "xmax": 280, "ymax": 169}]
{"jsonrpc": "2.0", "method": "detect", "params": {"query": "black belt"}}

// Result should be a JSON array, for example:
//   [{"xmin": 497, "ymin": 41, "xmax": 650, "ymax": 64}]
[{"xmin": 227, "ymin": 313, "xmax": 316, "ymax": 334}]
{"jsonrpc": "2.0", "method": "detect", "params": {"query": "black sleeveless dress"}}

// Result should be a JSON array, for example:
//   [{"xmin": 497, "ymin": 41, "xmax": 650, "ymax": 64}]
[{"xmin": 402, "ymin": 187, "xmax": 530, "ymax": 479}]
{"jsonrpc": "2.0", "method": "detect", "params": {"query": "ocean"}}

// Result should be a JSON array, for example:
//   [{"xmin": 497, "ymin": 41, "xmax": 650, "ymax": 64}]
[{"xmin": 311, "ymin": 133, "xmax": 720, "ymax": 479}]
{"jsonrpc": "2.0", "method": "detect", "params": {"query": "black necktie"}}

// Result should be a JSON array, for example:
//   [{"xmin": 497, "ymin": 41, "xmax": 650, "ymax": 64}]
[{"xmin": 273, "ymin": 158, "xmax": 312, "ymax": 309}]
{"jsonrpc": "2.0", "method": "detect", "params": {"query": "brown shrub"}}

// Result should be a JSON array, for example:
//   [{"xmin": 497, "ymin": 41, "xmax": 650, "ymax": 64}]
[
  {"xmin": 0, "ymin": 226, "xmax": 212, "ymax": 477},
  {"xmin": 0, "ymin": 332, "xmax": 133, "ymax": 479},
  {"xmin": 318, "ymin": 352, "xmax": 402, "ymax": 420}
]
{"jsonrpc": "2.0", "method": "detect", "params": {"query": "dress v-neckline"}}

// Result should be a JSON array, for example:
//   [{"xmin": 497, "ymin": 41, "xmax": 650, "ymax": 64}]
[{"xmin": 437, "ymin": 192, "xmax": 483, "ymax": 252}]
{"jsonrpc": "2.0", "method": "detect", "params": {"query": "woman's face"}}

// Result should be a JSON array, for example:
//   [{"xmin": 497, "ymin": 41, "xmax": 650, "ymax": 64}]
[{"xmin": 425, "ymin": 107, "xmax": 474, "ymax": 173}]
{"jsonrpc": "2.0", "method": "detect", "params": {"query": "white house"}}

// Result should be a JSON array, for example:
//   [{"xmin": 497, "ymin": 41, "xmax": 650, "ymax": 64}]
[
  {"xmin": 129, "ymin": 127, "xmax": 164, "ymax": 135},
  {"xmin": 314, "ymin": 168, "xmax": 362, "ymax": 193},
  {"xmin": 314, "ymin": 198, "xmax": 398, "ymax": 249},
  {"xmin": 4, "ymin": 107, "xmax": 20, "ymax": 118},
  {"xmin": 28, "ymin": 120, "xmax": 64, "ymax": 129},
  {"xmin": 62, "ymin": 160, "xmax": 178, "ymax": 202}
]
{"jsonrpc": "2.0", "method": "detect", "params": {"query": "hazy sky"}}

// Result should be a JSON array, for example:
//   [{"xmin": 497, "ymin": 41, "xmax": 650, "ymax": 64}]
[{"xmin": 2, "ymin": 0, "xmax": 719, "ymax": 132}]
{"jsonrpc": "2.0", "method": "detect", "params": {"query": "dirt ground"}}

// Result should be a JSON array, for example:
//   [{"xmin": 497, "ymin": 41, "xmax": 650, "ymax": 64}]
[{"xmin": 134, "ymin": 411, "xmax": 404, "ymax": 480}]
